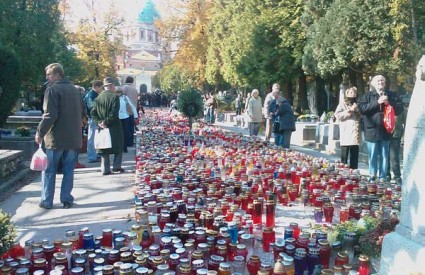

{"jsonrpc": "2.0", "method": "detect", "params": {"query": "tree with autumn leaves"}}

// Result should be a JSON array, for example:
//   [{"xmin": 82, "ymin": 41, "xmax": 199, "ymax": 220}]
[
  {"xmin": 63, "ymin": 0, "xmax": 125, "ymax": 85},
  {"xmin": 156, "ymin": 0, "xmax": 425, "ymax": 113}
]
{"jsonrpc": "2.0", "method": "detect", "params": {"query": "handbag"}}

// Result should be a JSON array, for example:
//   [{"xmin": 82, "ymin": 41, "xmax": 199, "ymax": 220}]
[
  {"xmin": 124, "ymin": 96, "xmax": 134, "ymax": 116},
  {"xmin": 383, "ymin": 104, "xmax": 395, "ymax": 134},
  {"xmin": 30, "ymin": 144, "xmax": 48, "ymax": 171},
  {"xmin": 273, "ymin": 116, "xmax": 281, "ymax": 133},
  {"xmin": 94, "ymin": 128, "xmax": 112, "ymax": 149}
]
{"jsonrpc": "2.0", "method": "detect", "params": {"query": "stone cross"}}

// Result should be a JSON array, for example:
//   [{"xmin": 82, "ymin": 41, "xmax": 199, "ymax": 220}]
[{"xmin": 380, "ymin": 55, "xmax": 425, "ymax": 273}]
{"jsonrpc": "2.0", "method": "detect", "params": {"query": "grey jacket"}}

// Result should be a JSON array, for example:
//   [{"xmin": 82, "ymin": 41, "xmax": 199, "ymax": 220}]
[{"xmin": 37, "ymin": 78, "xmax": 85, "ymax": 150}]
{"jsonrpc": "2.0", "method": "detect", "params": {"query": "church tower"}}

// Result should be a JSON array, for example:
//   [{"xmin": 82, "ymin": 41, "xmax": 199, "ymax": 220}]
[{"xmin": 117, "ymin": 0, "xmax": 164, "ymax": 94}]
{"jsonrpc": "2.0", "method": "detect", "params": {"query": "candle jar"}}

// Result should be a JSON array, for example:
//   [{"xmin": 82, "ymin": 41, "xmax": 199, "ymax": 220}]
[
  {"xmin": 232, "ymin": 256, "xmax": 245, "ymax": 274},
  {"xmin": 265, "ymin": 200, "xmax": 276, "ymax": 228},
  {"xmin": 339, "ymin": 206, "xmax": 349, "ymax": 223},
  {"xmin": 227, "ymin": 222, "xmax": 239, "ymax": 244},
  {"xmin": 284, "ymin": 227, "xmax": 294, "ymax": 240},
  {"xmin": 235, "ymin": 244, "xmax": 248, "ymax": 260},
  {"xmin": 323, "ymin": 203, "xmax": 334, "ymax": 223},
  {"xmin": 262, "ymin": 227, "xmax": 275, "ymax": 252},
  {"xmin": 252, "ymin": 201, "xmax": 262, "ymax": 225},
  {"xmin": 218, "ymin": 262, "xmax": 232, "ymax": 275},
  {"xmin": 334, "ymin": 252, "xmax": 348, "ymax": 267},
  {"xmin": 288, "ymin": 187, "xmax": 298, "ymax": 202},
  {"xmin": 290, "ymin": 222, "xmax": 300, "ymax": 240},
  {"xmin": 307, "ymin": 247, "xmax": 320, "ymax": 274},
  {"xmin": 247, "ymin": 255, "xmax": 261, "ymax": 275},
  {"xmin": 314, "ymin": 207, "xmax": 323, "ymax": 223},
  {"xmin": 208, "ymin": 255, "xmax": 223, "ymax": 271},
  {"xmin": 342, "ymin": 232, "xmax": 356, "ymax": 264},
  {"xmin": 318, "ymin": 240, "xmax": 331, "ymax": 268},
  {"xmin": 357, "ymin": 254, "xmax": 370, "ymax": 275},
  {"xmin": 82, "ymin": 233, "xmax": 95, "ymax": 250},
  {"xmin": 159, "ymin": 213, "xmax": 170, "ymax": 230},
  {"xmin": 294, "ymin": 248, "xmax": 307, "ymax": 275}
]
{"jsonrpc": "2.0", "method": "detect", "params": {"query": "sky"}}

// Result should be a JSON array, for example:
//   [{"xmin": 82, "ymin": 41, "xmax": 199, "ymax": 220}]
[{"xmin": 64, "ymin": 0, "xmax": 179, "ymax": 27}]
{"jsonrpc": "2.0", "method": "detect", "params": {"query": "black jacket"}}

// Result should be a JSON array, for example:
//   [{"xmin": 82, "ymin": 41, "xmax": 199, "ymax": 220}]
[
  {"xmin": 269, "ymin": 97, "xmax": 296, "ymax": 133},
  {"xmin": 358, "ymin": 90, "xmax": 403, "ymax": 142}
]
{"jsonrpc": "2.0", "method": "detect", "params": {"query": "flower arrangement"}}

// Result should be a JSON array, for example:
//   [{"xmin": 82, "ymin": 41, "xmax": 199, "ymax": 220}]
[
  {"xmin": 297, "ymin": 114, "xmax": 319, "ymax": 122},
  {"xmin": 15, "ymin": 126, "xmax": 30, "ymax": 137},
  {"xmin": 326, "ymin": 216, "xmax": 379, "ymax": 245},
  {"xmin": 358, "ymin": 216, "xmax": 399, "ymax": 258}
]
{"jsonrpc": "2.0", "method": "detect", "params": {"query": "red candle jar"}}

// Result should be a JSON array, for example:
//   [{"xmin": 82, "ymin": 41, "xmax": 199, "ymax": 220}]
[
  {"xmin": 340, "ymin": 206, "xmax": 349, "ymax": 223},
  {"xmin": 158, "ymin": 213, "xmax": 170, "ymax": 230},
  {"xmin": 265, "ymin": 200, "xmax": 276, "ymax": 228},
  {"xmin": 102, "ymin": 229, "xmax": 113, "ymax": 248},
  {"xmin": 262, "ymin": 227, "xmax": 275, "ymax": 252},
  {"xmin": 290, "ymin": 223, "xmax": 300, "ymax": 239},
  {"xmin": 357, "ymin": 254, "xmax": 370, "ymax": 275},
  {"xmin": 318, "ymin": 239, "xmax": 331, "ymax": 268},
  {"xmin": 334, "ymin": 252, "xmax": 349, "ymax": 267},
  {"xmin": 323, "ymin": 203, "xmax": 334, "ymax": 223},
  {"xmin": 247, "ymin": 255, "xmax": 261, "ymax": 275},
  {"xmin": 252, "ymin": 201, "xmax": 262, "ymax": 225}
]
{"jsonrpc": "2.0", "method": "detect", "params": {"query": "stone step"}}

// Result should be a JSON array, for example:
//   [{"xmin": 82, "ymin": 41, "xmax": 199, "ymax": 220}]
[{"xmin": 0, "ymin": 149, "xmax": 24, "ymax": 180}]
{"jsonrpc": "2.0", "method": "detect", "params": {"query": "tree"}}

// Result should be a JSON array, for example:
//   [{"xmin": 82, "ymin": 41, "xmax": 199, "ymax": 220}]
[
  {"xmin": 0, "ymin": 46, "xmax": 21, "ymax": 128},
  {"xmin": 155, "ymin": 63, "xmax": 198, "ymax": 94},
  {"xmin": 66, "ymin": 0, "xmax": 125, "ymax": 86},
  {"xmin": 156, "ymin": 0, "xmax": 214, "ymax": 90},
  {"xmin": 0, "ymin": 0, "xmax": 80, "ymax": 87}
]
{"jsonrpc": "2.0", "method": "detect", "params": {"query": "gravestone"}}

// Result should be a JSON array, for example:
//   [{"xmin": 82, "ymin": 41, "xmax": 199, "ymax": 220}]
[{"xmin": 380, "ymin": 56, "xmax": 425, "ymax": 273}]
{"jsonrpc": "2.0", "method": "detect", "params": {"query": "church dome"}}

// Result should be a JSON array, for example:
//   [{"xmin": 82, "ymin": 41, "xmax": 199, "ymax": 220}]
[{"xmin": 137, "ymin": 0, "xmax": 160, "ymax": 24}]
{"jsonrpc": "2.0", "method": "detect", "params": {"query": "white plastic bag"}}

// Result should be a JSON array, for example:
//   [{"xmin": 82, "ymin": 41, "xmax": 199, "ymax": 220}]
[
  {"xmin": 94, "ymin": 128, "xmax": 112, "ymax": 149},
  {"xmin": 30, "ymin": 144, "xmax": 48, "ymax": 171}
]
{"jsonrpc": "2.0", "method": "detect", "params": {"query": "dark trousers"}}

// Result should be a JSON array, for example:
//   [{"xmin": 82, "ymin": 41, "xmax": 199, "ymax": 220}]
[
  {"xmin": 128, "ymin": 114, "xmax": 135, "ymax": 146},
  {"xmin": 235, "ymin": 107, "xmax": 242, "ymax": 116},
  {"xmin": 120, "ymin": 118, "xmax": 130, "ymax": 152},
  {"xmin": 341, "ymin": 145, "xmax": 359, "ymax": 169},
  {"xmin": 249, "ymin": 122, "xmax": 260, "ymax": 136},
  {"xmin": 388, "ymin": 137, "xmax": 401, "ymax": 179}
]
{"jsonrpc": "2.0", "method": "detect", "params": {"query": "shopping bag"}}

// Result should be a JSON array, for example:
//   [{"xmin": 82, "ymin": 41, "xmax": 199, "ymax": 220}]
[
  {"xmin": 30, "ymin": 144, "xmax": 48, "ymax": 171},
  {"xmin": 383, "ymin": 104, "xmax": 395, "ymax": 134},
  {"xmin": 94, "ymin": 128, "xmax": 112, "ymax": 149}
]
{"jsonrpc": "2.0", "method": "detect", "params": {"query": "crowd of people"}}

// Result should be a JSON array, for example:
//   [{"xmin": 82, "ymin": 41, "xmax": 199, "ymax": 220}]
[
  {"xmin": 34, "ymin": 62, "xmax": 407, "ymax": 211},
  {"xmin": 35, "ymin": 63, "xmax": 142, "ymax": 209}
]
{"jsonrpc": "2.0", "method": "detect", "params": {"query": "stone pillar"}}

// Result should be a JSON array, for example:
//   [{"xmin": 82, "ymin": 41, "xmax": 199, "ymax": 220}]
[{"xmin": 380, "ymin": 56, "xmax": 425, "ymax": 273}]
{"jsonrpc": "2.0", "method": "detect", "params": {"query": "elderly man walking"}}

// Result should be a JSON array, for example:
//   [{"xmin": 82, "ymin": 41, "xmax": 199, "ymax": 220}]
[
  {"xmin": 91, "ymin": 77, "xmax": 125, "ymax": 175},
  {"xmin": 247, "ymin": 89, "xmax": 263, "ymax": 136},
  {"xmin": 36, "ymin": 63, "xmax": 86, "ymax": 209}
]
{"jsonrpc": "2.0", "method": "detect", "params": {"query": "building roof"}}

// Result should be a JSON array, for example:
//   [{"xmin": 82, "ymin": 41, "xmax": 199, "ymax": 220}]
[
  {"xmin": 137, "ymin": 0, "xmax": 160, "ymax": 24},
  {"xmin": 130, "ymin": 50, "xmax": 159, "ymax": 61},
  {"xmin": 117, "ymin": 68, "xmax": 158, "ymax": 76}
]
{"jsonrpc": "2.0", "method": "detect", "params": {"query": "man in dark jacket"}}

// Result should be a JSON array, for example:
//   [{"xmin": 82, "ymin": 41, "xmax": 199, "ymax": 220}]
[
  {"xmin": 91, "ymin": 77, "xmax": 124, "ymax": 175},
  {"xmin": 35, "ymin": 63, "xmax": 85, "ymax": 209},
  {"xmin": 358, "ymin": 75, "xmax": 403, "ymax": 180}
]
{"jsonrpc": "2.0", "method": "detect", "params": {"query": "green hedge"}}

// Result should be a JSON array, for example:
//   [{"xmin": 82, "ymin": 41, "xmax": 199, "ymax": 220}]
[{"xmin": 0, "ymin": 46, "xmax": 21, "ymax": 128}]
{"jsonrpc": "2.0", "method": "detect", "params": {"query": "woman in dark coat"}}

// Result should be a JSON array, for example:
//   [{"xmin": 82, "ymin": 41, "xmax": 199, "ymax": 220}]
[
  {"xmin": 269, "ymin": 96, "xmax": 296, "ymax": 148},
  {"xmin": 91, "ymin": 77, "xmax": 124, "ymax": 175}
]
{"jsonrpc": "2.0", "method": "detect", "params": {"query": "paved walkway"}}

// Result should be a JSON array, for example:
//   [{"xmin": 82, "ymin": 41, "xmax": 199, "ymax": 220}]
[
  {"xmin": 0, "ymin": 118, "xmax": 370, "ymax": 243},
  {"xmin": 0, "ymin": 148, "xmax": 137, "ymax": 242}
]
